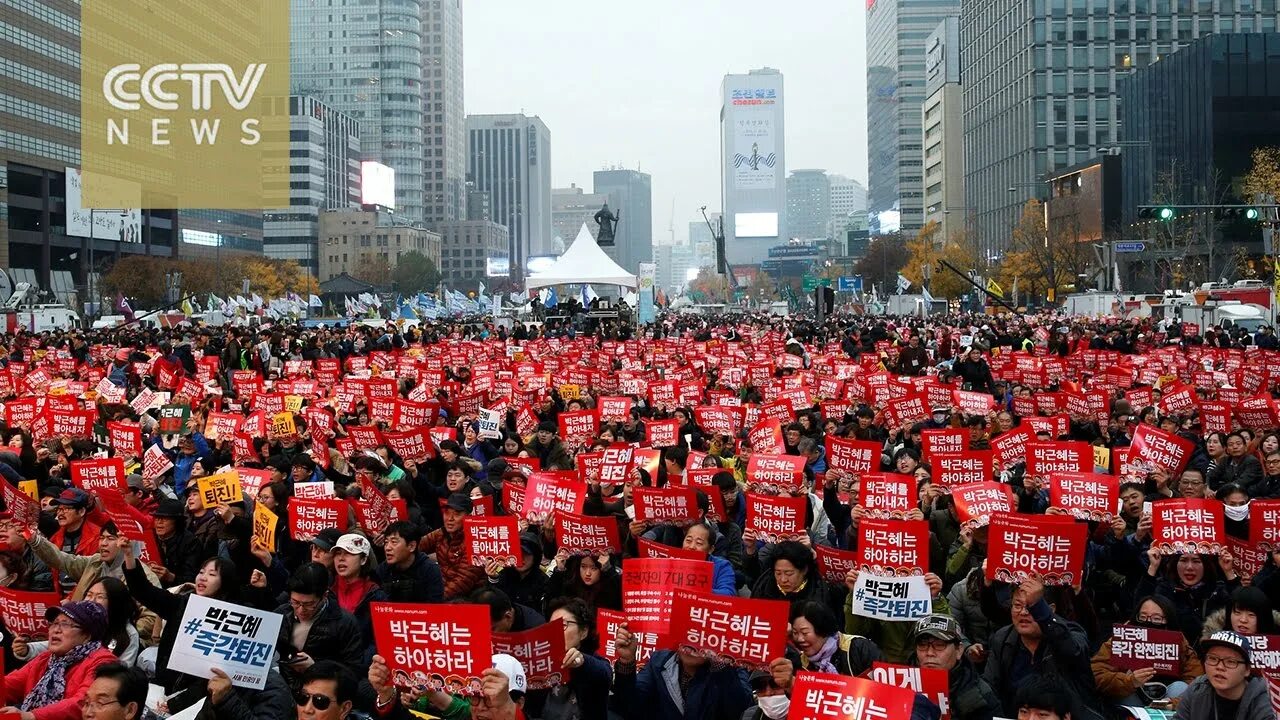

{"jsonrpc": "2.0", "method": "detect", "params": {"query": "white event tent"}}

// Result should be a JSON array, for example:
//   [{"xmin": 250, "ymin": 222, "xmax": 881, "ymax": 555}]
[{"xmin": 524, "ymin": 224, "xmax": 638, "ymax": 291}]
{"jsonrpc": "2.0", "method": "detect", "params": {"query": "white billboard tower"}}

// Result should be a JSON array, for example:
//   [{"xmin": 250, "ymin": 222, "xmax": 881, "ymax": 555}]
[{"xmin": 721, "ymin": 68, "xmax": 786, "ymax": 266}]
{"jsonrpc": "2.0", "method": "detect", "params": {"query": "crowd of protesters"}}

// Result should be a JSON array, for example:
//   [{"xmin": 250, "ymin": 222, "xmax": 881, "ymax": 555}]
[{"xmin": 0, "ymin": 309, "xmax": 1277, "ymax": 720}]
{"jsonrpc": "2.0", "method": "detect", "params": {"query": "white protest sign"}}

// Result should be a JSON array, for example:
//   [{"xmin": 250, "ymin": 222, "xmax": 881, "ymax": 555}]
[
  {"xmin": 849, "ymin": 572, "xmax": 932, "ymax": 622},
  {"xmin": 168, "ymin": 595, "xmax": 282, "ymax": 689},
  {"xmin": 478, "ymin": 407, "xmax": 503, "ymax": 440}
]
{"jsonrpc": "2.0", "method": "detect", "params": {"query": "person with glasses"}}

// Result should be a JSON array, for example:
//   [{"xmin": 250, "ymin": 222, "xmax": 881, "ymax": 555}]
[
  {"xmin": 274, "ymin": 562, "xmax": 365, "ymax": 688},
  {"xmin": 1174, "ymin": 631, "xmax": 1273, "ymax": 720},
  {"xmin": 80, "ymin": 663, "xmax": 148, "ymax": 720},
  {"xmin": 1137, "ymin": 545, "xmax": 1239, "ymax": 645},
  {"xmin": 47, "ymin": 488, "xmax": 104, "ymax": 587},
  {"xmin": 1091, "ymin": 595, "xmax": 1202, "ymax": 707},
  {"xmin": 0, "ymin": 601, "xmax": 118, "ymax": 720},
  {"xmin": 908, "ymin": 615, "xmax": 1001, "ymax": 720},
  {"xmin": 1174, "ymin": 469, "xmax": 1209, "ymax": 500},
  {"xmin": 541, "ymin": 597, "xmax": 611, "ymax": 720},
  {"xmin": 1252, "ymin": 452, "xmax": 1280, "ymax": 500}
]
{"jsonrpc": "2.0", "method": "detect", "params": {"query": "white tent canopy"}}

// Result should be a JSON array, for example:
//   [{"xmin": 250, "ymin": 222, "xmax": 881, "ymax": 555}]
[{"xmin": 524, "ymin": 224, "xmax": 638, "ymax": 290}]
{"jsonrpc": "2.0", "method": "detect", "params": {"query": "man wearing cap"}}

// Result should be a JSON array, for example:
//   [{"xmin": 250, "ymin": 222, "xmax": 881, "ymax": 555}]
[
  {"xmin": 910, "ymin": 615, "xmax": 1001, "ymax": 720},
  {"xmin": 49, "ymin": 488, "xmax": 103, "ymax": 587},
  {"xmin": 310, "ymin": 527, "xmax": 344, "ymax": 573},
  {"xmin": 1175, "ymin": 631, "xmax": 1273, "ymax": 720},
  {"xmin": 121, "ymin": 475, "xmax": 157, "ymax": 516},
  {"xmin": 0, "ymin": 601, "xmax": 119, "ymax": 720},
  {"xmin": 419, "ymin": 493, "xmax": 486, "ymax": 599},
  {"xmin": 151, "ymin": 498, "xmax": 203, "ymax": 586}
]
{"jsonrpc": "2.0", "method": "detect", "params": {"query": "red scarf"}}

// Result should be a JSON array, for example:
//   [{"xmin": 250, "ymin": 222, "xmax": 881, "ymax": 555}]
[{"xmin": 334, "ymin": 575, "xmax": 377, "ymax": 614}]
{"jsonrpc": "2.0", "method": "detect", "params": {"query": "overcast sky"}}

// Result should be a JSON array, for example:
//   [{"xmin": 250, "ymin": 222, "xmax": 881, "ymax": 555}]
[{"xmin": 464, "ymin": 0, "xmax": 866, "ymax": 246}]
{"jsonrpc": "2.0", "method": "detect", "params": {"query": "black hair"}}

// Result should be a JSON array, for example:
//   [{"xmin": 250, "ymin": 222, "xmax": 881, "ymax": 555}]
[
  {"xmin": 201, "ymin": 556, "xmax": 241, "ymax": 602},
  {"xmin": 1013, "ymin": 675, "xmax": 1074, "ymax": 718},
  {"xmin": 788, "ymin": 601, "xmax": 840, "ymax": 638},
  {"xmin": 471, "ymin": 586, "xmax": 514, "ymax": 624},
  {"xmin": 92, "ymin": 663, "xmax": 150, "ymax": 717},
  {"xmin": 89, "ymin": 577, "xmax": 138, "ymax": 657},
  {"xmin": 770, "ymin": 541, "xmax": 817, "ymax": 576},
  {"xmin": 287, "ymin": 562, "xmax": 331, "ymax": 598},
  {"xmin": 711, "ymin": 470, "xmax": 738, "ymax": 492},
  {"xmin": 664, "ymin": 444, "xmax": 689, "ymax": 470},
  {"xmin": 546, "ymin": 596, "xmax": 599, "ymax": 655},
  {"xmin": 384, "ymin": 520, "xmax": 423, "ymax": 545},
  {"xmin": 1131, "ymin": 594, "xmax": 1180, "ymax": 632},
  {"xmin": 300, "ymin": 660, "xmax": 359, "ymax": 704}
]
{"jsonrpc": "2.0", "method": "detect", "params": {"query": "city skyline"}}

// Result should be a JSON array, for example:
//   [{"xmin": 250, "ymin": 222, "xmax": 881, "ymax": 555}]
[{"xmin": 463, "ymin": 0, "xmax": 866, "ymax": 246}]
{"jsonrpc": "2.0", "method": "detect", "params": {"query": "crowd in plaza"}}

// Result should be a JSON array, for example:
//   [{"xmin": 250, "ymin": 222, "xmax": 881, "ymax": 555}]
[{"xmin": 0, "ymin": 309, "xmax": 1278, "ymax": 720}]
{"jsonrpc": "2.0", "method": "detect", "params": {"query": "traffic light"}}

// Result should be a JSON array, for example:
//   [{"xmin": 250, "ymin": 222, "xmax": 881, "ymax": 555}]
[
  {"xmin": 1137, "ymin": 205, "xmax": 1177, "ymax": 221},
  {"xmin": 1214, "ymin": 206, "xmax": 1261, "ymax": 220}
]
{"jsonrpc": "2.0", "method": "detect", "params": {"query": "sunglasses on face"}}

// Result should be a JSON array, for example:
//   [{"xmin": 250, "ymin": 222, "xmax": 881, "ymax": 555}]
[{"xmin": 294, "ymin": 693, "xmax": 335, "ymax": 710}]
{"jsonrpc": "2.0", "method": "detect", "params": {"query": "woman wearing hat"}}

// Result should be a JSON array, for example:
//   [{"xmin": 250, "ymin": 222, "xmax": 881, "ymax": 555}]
[{"xmin": 0, "ymin": 601, "xmax": 119, "ymax": 720}]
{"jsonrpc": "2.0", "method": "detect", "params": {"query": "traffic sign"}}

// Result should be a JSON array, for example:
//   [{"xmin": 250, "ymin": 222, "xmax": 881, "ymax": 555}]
[
  {"xmin": 838, "ymin": 276, "xmax": 863, "ymax": 292},
  {"xmin": 1114, "ymin": 242, "xmax": 1145, "ymax": 253},
  {"xmin": 802, "ymin": 275, "xmax": 817, "ymax": 292}
]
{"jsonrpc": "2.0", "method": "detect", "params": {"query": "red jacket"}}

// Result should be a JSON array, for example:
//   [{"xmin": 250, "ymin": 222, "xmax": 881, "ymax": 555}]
[
  {"xmin": 49, "ymin": 519, "xmax": 103, "ymax": 558},
  {"xmin": 1, "ymin": 646, "xmax": 118, "ymax": 720}
]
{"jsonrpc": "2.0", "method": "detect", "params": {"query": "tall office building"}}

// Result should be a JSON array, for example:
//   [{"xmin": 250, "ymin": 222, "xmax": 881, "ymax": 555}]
[
  {"xmin": 688, "ymin": 218, "xmax": 718, "ymax": 270},
  {"xmin": 786, "ymin": 170, "xmax": 832, "ymax": 240},
  {"xmin": 264, "ymin": 97, "xmax": 362, "ymax": 275},
  {"xmin": 923, "ymin": 17, "xmax": 965, "ymax": 240},
  {"xmin": 867, "ymin": 0, "xmax": 961, "ymax": 236},
  {"xmin": 721, "ymin": 68, "xmax": 786, "ymax": 266},
  {"xmin": 594, "ymin": 167, "xmax": 653, "ymax": 274},
  {"xmin": 466, "ymin": 114, "xmax": 552, "ymax": 275},
  {"xmin": 961, "ymin": 0, "xmax": 1280, "ymax": 258},
  {"xmin": 423, "ymin": 0, "xmax": 466, "ymax": 227},
  {"xmin": 828, "ymin": 175, "xmax": 868, "ymax": 238},
  {"xmin": 291, "ymin": 0, "xmax": 426, "ymax": 224}
]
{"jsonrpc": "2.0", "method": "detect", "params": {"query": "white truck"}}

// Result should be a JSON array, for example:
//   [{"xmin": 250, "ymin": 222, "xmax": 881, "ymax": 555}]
[
  {"xmin": 2, "ymin": 283, "xmax": 82, "ymax": 333},
  {"xmin": 885, "ymin": 294, "xmax": 947, "ymax": 317},
  {"xmin": 1174, "ymin": 300, "xmax": 1268, "ymax": 335}
]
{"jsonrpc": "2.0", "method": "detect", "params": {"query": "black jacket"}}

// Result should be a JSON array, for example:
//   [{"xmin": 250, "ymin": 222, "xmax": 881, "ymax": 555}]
[
  {"xmin": 983, "ymin": 602, "xmax": 1106, "ymax": 720},
  {"xmin": 373, "ymin": 552, "xmax": 445, "ymax": 604},
  {"xmin": 275, "ymin": 594, "xmax": 367, "ymax": 686},
  {"xmin": 156, "ymin": 529, "xmax": 208, "ymax": 585},
  {"xmin": 1208, "ymin": 455, "xmax": 1264, "ymax": 492}
]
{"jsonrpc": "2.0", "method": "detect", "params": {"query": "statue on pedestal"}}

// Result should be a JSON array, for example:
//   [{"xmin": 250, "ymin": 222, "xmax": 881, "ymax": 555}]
[{"xmin": 594, "ymin": 203, "xmax": 620, "ymax": 246}]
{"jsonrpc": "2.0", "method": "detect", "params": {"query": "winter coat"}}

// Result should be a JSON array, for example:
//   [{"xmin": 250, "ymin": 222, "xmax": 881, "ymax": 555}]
[
  {"xmin": 373, "ymin": 552, "xmax": 445, "ymax": 604},
  {"xmin": 1174, "ymin": 675, "xmax": 1273, "ymax": 720},
  {"xmin": 983, "ymin": 602, "xmax": 1107, "ymax": 720},
  {"xmin": 1134, "ymin": 572, "xmax": 1239, "ymax": 645},
  {"xmin": 611, "ymin": 650, "xmax": 753, "ymax": 720},
  {"xmin": 940, "ymin": 658, "xmax": 1003, "ymax": 720},
  {"xmin": 1091, "ymin": 637, "xmax": 1204, "ymax": 700},
  {"xmin": 274, "ymin": 594, "xmax": 367, "ymax": 685},
  {"xmin": 1208, "ymin": 455, "xmax": 1263, "ymax": 493},
  {"xmin": 196, "ymin": 669, "xmax": 293, "ymax": 720},
  {"xmin": 1200, "ymin": 607, "xmax": 1280, "ymax": 638},
  {"xmin": 795, "ymin": 633, "xmax": 882, "ymax": 677},
  {"xmin": 418, "ymin": 527, "xmax": 487, "ymax": 599},
  {"xmin": 0, "ymin": 646, "xmax": 118, "ymax": 720},
  {"xmin": 946, "ymin": 571, "xmax": 995, "ymax": 646}
]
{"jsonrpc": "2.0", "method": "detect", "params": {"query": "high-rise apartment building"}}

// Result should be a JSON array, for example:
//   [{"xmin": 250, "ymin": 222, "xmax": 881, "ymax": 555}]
[
  {"xmin": 867, "ymin": 0, "xmax": 961, "ymax": 236},
  {"xmin": 422, "ymin": 0, "xmax": 466, "ymax": 227},
  {"xmin": 828, "ymin": 175, "xmax": 868, "ymax": 239},
  {"xmin": 923, "ymin": 17, "xmax": 965, "ymax": 240},
  {"xmin": 264, "ymin": 97, "xmax": 361, "ymax": 275},
  {"xmin": 291, "ymin": 0, "xmax": 426, "ymax": 224},
  {"xmin": 786, "ymin": 170, "xmax": 832, "ymax": 240},
  {"xmin": 594, "ymin": 168, "xmax": 653, "ymax": 274},
  {"xmin": 961, "ymin": 0, "xmax": 1280, "ymax": 258},
  {"xmin": 466, "ymin": 114, "xmax": 552, "ymax": 275},
  {"xmin": 721, "ymin": 68, "xmax": 786, "ymax": 266}
]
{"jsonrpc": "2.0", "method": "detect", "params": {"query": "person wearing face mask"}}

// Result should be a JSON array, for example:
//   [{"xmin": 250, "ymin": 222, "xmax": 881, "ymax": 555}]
[
  {"xmin": 1201, "ymin": 586, "xmax": 1279, "ymax": 638},
  {"xmin": 1137, "ymin": 547, "xmax": 1239, "ymax": 645},
  {"xmin": 1216, "ymin": 484, "xmax": 1252, "ymax": 540},
  {"xmin": 739, "ymin": 661, "xmax": 795, "ymax": 720},
  {"xmin": 1091, "ymin": 595, "xmax": 1203, "ymax": 706}
]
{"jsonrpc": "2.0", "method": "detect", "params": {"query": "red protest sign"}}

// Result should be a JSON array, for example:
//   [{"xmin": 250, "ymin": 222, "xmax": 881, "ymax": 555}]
[
  {"xmin": 986, "ymin": 512, "xmax": 1087, "ymax": 587},
  {"xmin": 521, "ymin": 473, "xmax": 586, "ymax": 523},
  {"xmin": 621, "ymin": 558, "xmax": 714, "ymax": 637},
  {"xmin": 70, "ymin": 458, "xmax": 126, "ymax": 494},
  {"xmin": 1247, "ymin": 634, "xmax": 1280, "ymax": 673},
  {"xmin": 932, "ymin": 451, "xmax": 992, "ymax": 490},
  {"xmin": 599, "ymin": 607, "xmax": 658, "ymax": 669},
  {"xmin": 825, "ymin": 437, "xmax": 879, "ymax": 476},
  {"xmin": 0, "ymin": 588, "xmax": 61, "ymax": 638},
  {"xmin": 645, "ymin": 419, "xmax": 680, "ymax": 448},
  {"xmin": 106, "ymin": 421, "xmax": 142, "ymax": 458},
  {"xmin": 637, "ymin": 537, "xmax": 707, "ymax": 562},
  {"xmin": 950, "ymin": 481, "xmax": 1015, "ymax": 530},
  {"xmin": 290, "ymin": 498, "xmax": 348, "ymax": 542},
  {"xmin": 857, "ymin": 473, "xmax": 917, "ymax": 519},
  {"xmin": 921, "ymin": 428, "xmax": 967, "ymax": 461},
  {"xmin": 991, "ymin": 426, "xmax": 1033, "ymax": 470},
  {"xmin": 1252, "ymin": 499, "xmax": 1280, "ymax": 551},
  {"xmin": 632, "ymin": 486, "xmax": 701, "ymax": 525},
  {"xmin": 492, "ymin": 619, "xmax": 567, "ymax": 690},
  {"xmin": 1128, "ymin": 424, "xmax": 1195, "ymax": 476},
  {"xmin": 868, "ymin": 663, "xmax": 951, "ymax": 720},
  {"xmin": 1025, "ymin": 441, "xmax": 1093, "ymax": 477},
  {"xmin": 2, "ymin": 483, "xmax": 40, "ymax": 529},
  {"xmin": 695, "ymin": 405, "xmax": 743, "ymax": 437},
  {"xmin": 597, "ymin": 445, "xmax": 633, "ymax": 487},
  {"xmin": 953, "ymin": 388, "xmax": 994, "ymax": 415},
  {"xmin": 597, "ymin": 396, "xmax": 633, "ymax": 423},
  {"xmin": 1198, "ymin": 401, "xmax": 1233, "ymax": 434},
  {"xmin": 1109, "ymin": 625, "xmax": 1184, "ymax": 675},
  {"xmin": 463, "ymin": 516, "xmax": 521, "ymax": 567},
  {"xmin": 555, "ymin": 512, "xmax": 620, "ymax": 556},
  {"xmin": 668, "ymin": 590, "xmax": 789, "ymax": 669},
  {"xmin": 856, "ymin": 518, "xmax": 930, "ymax": 576},
  {"xmin": 745, "ymin": 453, "xmax": 805, "ymax": 494},
  {"xmin": 883, "ymin": 394, "xmax": 929, "ymax": 429},
  {"xmin": 787, "ymin": 671, "xmax": 916, "ymax": 720},
  {"xmin": 384, "ymin": 428, "xmax": 434, "ymax": 464},
  {"xmin": 558, "ymin": 410, "xmax": 598, "ymax": 444},
  {"xmin": 1151, "ymin": 497, "xmax": 1224, "ymax": 554},
  {"xmin": 747, "ymin": 418, "xmax": 786, "ymax": 454},
  {"xmin": 745, "ymin": 493, "xmax": 807, "ymax": 543},
  {"xmin": 815, "ymin": 544, "xmax": 861, "ymax": 584},
  {"xmin": 1049, "ymin": 472, "xmax": 1118, "ymax": 522},
  {"xmin": 370, "ymin": 602, "xmax": 491, "ymax": 694}
]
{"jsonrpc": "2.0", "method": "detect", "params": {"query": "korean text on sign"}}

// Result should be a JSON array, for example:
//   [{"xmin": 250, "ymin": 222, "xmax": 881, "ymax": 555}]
[
  {"xmin": 370, "ymin": 602, "xmax": 492, "ymax": 696},
  {"xmin": 168, "ymin": 595, "xmax": 283, "ymax": 690}
]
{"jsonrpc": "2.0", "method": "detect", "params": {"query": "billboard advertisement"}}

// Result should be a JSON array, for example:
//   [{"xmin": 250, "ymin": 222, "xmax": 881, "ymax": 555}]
[
  {"xmin": 486, "ymin": 257, "xmax": 510, "ymax": 277},
  {"xmin": 730, "ymin": 108, "xmax": 777, "ymax": 191},
  {"xmin": 735, "ymin": 212, "xmax": 779, "ymax": 238},
  {"xmin": 65, "ymin": 167, "xmax": 143, "ymax": 242},
  {"xmin": 360, "ymin": 161, "xmax": 396, "ymax": 209}
]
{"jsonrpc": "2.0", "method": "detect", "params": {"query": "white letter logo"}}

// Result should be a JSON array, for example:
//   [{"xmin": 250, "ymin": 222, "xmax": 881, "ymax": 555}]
[{"xmin": 103, "ymin": 63, "xmax": 268, "ymax": 112}]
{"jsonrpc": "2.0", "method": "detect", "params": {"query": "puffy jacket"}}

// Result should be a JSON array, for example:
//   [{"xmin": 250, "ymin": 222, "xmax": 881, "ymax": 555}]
[
  {"xmin": 374, "ymin": 552, "xmax": 445, "ymax": 604},
  {"xmin": 1200, "ymin": 607, "xmax": 1280, "ymax": 638},
  {"xmin": 940, "ymin": 658, "xmax": 1002, "ymax": 720},
  {"xmin": 1208, "ymin": 455, "xmax": 1263, "ymax": 493},
  {"xmin": 946, "ymin": 571, "xmax": 995, "ymax": 646},
  {"xmin": 1091, "ymin": 636, "xmax": 1203, "ymax": 700},
  {"xmin": 49, "ymin": 520, "xmax": 103, "ymax": 560},
  {"xmin": 418, "ymin": 527, "xmax": 486, "ymax": 599},
  {"xmin": 983, "ymin": 600, "xmax": 1107, "ymax": 720},
  {"xmin": 611, "ymin": 649, "xmax": 753, "ymax": 720},
  {"xmin": 0, "ymin": 646, "xmax": 118, "ymax": 720},
  {"xmin": 1134, "ymin": 572, "xmax": 1238, "ymax": 645},
  {"xmin": 1174, "ymin": 674, "xmax": 1273, "ymax": 720},
  {"xmin": 275, "ymin": 594, "xmax": 367, "ymax": 684}
]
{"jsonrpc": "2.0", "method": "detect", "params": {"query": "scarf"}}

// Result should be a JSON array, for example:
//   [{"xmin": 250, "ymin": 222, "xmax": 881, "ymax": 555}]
[
  {"xmin": 22, "ymin": 640, "xmax": 102, "ymax": 710},
  {"xmin": 807, "ymin": 635, "xmax": 840, "ymax": 675}
]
